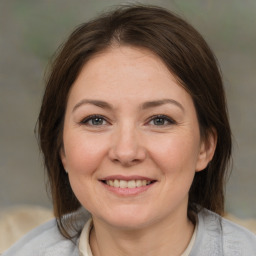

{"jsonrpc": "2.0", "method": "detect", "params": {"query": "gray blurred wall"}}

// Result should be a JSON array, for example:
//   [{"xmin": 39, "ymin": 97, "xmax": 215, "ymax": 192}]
[{"xmin": 0, "ymin": 0, "xmax": 256, "ymax": 218}]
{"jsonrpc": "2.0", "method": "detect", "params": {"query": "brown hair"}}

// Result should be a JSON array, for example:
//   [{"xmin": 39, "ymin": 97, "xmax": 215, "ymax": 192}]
[{"xmin": 38, "ymin": 5, "xmax": 232, "ymax": 238}]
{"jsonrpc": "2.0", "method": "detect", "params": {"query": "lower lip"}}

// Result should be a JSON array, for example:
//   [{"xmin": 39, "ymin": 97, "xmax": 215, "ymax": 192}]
[{"xmin": 101, "ymin": 182, "xmax": 155, "ymax": 196}]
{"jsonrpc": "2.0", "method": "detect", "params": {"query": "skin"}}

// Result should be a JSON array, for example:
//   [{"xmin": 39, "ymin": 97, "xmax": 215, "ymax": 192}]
[{"xmin": 61, "ymin": 46, "xmax": 216, "ymax": 256}]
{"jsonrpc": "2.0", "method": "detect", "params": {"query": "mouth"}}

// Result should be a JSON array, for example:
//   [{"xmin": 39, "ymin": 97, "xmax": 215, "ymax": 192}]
[{"xmin": 100, "ymin": 179, "xmax": 156, "ymax": 188}]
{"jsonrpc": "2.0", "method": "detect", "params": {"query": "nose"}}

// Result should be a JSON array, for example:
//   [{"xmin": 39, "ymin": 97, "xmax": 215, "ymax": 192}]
[{"xmin": 108, "ymin": 123, "xmax": 147, "ymax": 166}]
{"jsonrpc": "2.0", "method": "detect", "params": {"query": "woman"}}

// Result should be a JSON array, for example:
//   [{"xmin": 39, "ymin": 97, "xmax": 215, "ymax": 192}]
[{"xmin": 3, "ymin": 5, "xmax": 256, "ymax": 256}]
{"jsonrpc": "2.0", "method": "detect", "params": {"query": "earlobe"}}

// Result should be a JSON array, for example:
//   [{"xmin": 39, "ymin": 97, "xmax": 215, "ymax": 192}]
[{"xmin": 196, "ymin": 129, "xmax": 217, "ymax": 172}]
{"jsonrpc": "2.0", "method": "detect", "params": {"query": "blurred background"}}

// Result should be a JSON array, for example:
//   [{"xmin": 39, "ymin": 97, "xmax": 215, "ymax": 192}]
[{"xmin": 0, "ymin": 0, "xmax": 255, "ymax": 218}]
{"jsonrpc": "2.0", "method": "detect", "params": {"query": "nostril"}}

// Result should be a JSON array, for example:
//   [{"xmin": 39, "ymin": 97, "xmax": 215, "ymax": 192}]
[{"xmin": 108, "ymin": 134, "xmax": 147, "ymax": 163}]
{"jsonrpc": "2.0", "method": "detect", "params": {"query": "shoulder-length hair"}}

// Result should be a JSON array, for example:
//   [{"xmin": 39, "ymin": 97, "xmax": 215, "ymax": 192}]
[{"xmin": 38, "ymin": 5, "xmax": 232, "ymax": 238}]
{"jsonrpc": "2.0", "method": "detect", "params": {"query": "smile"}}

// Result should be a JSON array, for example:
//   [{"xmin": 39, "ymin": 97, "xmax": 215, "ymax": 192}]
[{"xmin": 103, "ymin": 179, "xmax": 154, "ymax": 188}]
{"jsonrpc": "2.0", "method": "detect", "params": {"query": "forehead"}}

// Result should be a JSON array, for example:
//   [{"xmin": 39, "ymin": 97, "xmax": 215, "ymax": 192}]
[
  {"xmin": 82, "ymin": 46, "xmax": 173, "ymax": 78},
  {"xmin": 67, "ymin": 46, "xmax": 193, "ymax": 109}
]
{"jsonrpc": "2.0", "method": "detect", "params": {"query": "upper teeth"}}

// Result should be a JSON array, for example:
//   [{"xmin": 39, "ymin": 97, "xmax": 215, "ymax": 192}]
[{"xmin": 106, "ymin": 180, "xmax": 151, "ymax": 188}]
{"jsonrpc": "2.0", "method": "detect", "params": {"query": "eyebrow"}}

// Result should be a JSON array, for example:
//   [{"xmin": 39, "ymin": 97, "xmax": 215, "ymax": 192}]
[
  {"xmin": 72, "ymin": 99, "xmax": 113, "ymax": 113},
  {"xmin": 72, "ymin": 98, "xmax": 184, "ymax": 113},
  {"xmin": 141, "ymin": 99, "xmax": 184, "ymax": 112}
]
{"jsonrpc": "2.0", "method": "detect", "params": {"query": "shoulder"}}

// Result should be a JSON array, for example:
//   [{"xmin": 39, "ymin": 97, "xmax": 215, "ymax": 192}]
[
  {"xmin": 2, "ymin": 208, "xmax": 90, "ymax": 256},
  {"xmin": 191, "ymin": 208, "xmax": 256, "ymax": 256},
  {"xmin": 221, "ymin": 217, "xmax": 256, "ymax": 256},
  {"xmin": 1, "ymin": 219, "xmax": 79, "ymax": 256}
]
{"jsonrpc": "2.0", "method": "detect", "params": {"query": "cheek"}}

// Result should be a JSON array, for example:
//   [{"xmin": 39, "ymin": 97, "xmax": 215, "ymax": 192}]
[
  {"xmin": 153, "ymin": 136, "xmax": 200, "ymax": 201},
  {"xmin": 63, "ymin": 135, "xmax": 109, "ymax": 209},
  {"xmin": 63, "ymin": 133, "xmax": 108, "ymax": 174},
  {"xmin": 149, "ymin": 133, "xmax": 201, "ymax": 176}
]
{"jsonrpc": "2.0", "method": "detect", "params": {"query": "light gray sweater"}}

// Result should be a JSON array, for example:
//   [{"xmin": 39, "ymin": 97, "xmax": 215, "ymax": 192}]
[{"xmin": 2, "ymin": 208, "xmax": 256, "ymax": 255}]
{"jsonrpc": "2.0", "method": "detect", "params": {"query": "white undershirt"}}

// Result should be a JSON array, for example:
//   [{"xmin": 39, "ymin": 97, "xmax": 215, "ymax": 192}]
[
  {"xmin": 79, "ymin": 219, "xmax": 198, "ymax": 256},
  {"xmin": 78, "ymin": 219, "xmax": 93, "ymax": 256}
]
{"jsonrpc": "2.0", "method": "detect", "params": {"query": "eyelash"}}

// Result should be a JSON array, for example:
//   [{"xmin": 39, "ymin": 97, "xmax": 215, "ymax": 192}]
[
  {"xmin": 80, "ymin": 114, "xmax": 109, "ymax": 126},
  {"xmin": 80, "ymin": 114, "xmax": 176, "ymax": 127},
  {"xmin": 146, "ymin": 115, "xmax": 176, "ymax": 126}
]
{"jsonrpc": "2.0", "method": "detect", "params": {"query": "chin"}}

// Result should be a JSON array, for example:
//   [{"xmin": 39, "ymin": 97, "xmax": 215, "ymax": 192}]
[
  {"xmin": 98, "ymin": 207, "xmax": 155, "ymax": 230},
  {"xmin": 109, "ymin": 217, "xmax": 151, "ymax": 230}
]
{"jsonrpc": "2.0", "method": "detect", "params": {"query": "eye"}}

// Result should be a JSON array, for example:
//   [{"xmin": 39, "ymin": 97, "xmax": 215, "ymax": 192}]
[
  {"xmin": 80, "ymin": 115, "xmax": 108, "ymax": 126},
  {"xmin": 147, "ymin": 115, "xmax": 176, "ymax": 126}
]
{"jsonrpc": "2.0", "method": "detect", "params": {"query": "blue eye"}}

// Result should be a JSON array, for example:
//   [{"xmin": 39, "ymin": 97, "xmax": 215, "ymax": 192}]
[
  {"xmin": 81, "ymin": 115, "xmax": 107, "ymax": 126},
  {"xmin": 148, "ymin": 115, "xmax": 175, "ymax": 126}
]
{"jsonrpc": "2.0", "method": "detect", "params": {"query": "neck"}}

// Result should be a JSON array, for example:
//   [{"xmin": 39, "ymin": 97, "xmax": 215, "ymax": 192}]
[{"xmin": 89, "ymin": 209, "xmax": 194, "ymax": 256}]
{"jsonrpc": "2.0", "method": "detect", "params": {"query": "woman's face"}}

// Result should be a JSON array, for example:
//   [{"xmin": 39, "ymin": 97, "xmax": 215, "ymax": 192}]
[{"xmin": 61, "ymin": 46, "xmax": 214, "ymax": 230}]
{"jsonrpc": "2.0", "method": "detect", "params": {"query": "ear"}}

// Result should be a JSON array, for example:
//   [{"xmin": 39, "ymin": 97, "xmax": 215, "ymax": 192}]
[
  {"xmin": 60, "ymin": 147, "xmax": 67, "ymax": 171},
  {"xmin": 195, "ymin": 128, "xmax": 217, "ymax": 172}
]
